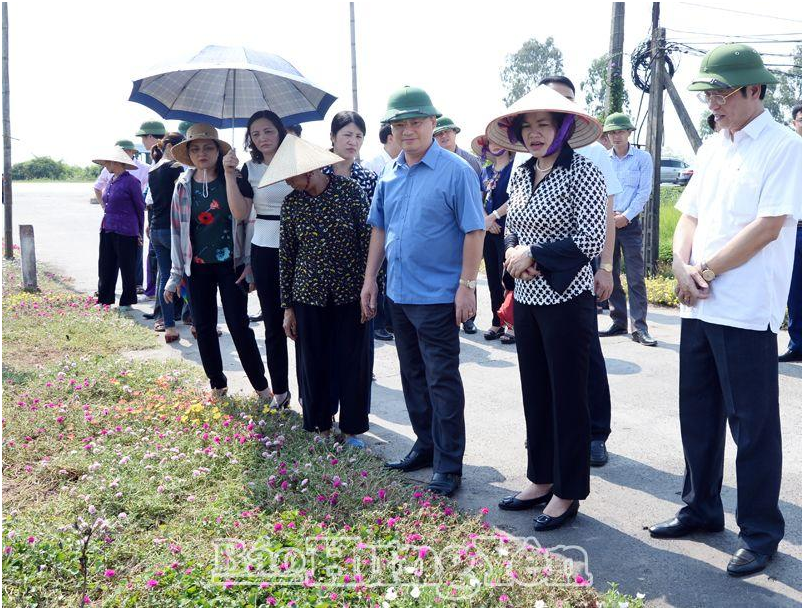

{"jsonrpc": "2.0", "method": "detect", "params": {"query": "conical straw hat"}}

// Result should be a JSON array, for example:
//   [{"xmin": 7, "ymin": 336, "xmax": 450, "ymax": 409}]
[
  {"xmin": 92, "ymin": 146, "xmax": 138, "ymax": 170},
  {"xmin": 485, "ymin": 85, "xmax": 602, "ymax": 153},
  {"xmin": 258, "ymin": 134, "xmax": 344, "ymax": 188}
]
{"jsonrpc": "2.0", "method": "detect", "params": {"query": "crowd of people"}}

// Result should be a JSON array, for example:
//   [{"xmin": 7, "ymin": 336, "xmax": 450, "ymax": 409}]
[{"xmin": 90, "ymin": 42, "xmax": 801, "ymax": 577}]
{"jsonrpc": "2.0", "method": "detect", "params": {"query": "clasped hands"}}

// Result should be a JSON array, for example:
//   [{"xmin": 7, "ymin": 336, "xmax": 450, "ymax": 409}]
[
  {"xmin": 504, "ymin": 245, "xmax": 540, "ymax": 280},
  {"xmin": 672, "ymin": 261, "xmax": 710, "ymax": 306}
]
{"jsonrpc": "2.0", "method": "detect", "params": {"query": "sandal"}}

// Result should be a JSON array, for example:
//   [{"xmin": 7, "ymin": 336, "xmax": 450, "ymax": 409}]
[
  {"xmin": 165, "ymin": 332, "xmax": 179, "ymax": 344},
  {"xmin": 154, "ymin": 319, "xmax": 165, "ymax": 332},
  {"xmin": 484, "ymin": 327, "xmax": 505, "ymax": 341},
  {"xmin": 500, "ymin": 333, "xmax": 516, "ymax": 345}
]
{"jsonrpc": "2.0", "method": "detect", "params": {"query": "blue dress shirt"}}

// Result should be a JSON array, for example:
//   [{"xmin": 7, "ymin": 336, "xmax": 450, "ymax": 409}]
[
  {"xmin": 368, "ymin": 140, "xmax": 485, "ymax": 305},
  {"xmin": 609, "ymin": 144, "xmax": 653, "ymax": 221}
]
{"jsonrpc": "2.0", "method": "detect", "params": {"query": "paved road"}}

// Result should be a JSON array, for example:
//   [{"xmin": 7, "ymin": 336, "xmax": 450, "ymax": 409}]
[{"xmin": 10, "ymin": 182, "xmax": 802, "ymax": 607}]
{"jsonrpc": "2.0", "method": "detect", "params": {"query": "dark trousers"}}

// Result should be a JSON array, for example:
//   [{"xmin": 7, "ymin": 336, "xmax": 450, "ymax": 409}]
[
  {"xmin": 610, "ymin": 219, "xmax": 649, "ymax": 333},
  {"xmin": 294, "ymin": 300, "xmax": 370, "ymax": 434},
  {"xmin": 145, "ymin": 238, "xmax": 157, "ymax": 296},
  {"xmin": 483, "ymin": 232, "xmax": 506, "ymax": 327},
  {"xmin": 135, "ymin": 242, "xmax": 144, "ymax": 288},
  {"xmin": 187, "ymin": 262, "xmax": 268, "ymax": 392},
  {"xmin": 588, "ymin": 328, "xmax": 612, "ymax": 442},
  {"xmin": 786, "ymin": 225, "xmax": 802, "ymax": 352},
  {"xmin": 251, "ymin": 245, "xmax": 289, "ymax": 395},
  {"xmin": 390, "ymin": 300, "xmax": 465, "ymax": 475},
  {"xmin": 514, "ymin": 292, "xmax": 594, "ymax": 499},
  {"xmin": 97, "ymin": 230, "xmax": 138, "ymax": 306},
  {"xmin": 677, "ymin": 319, "xmax": 783, "ymax": 555},
  {"xmin": 374, "ymin": 260, "xmax": 391, "ymax": 331}
]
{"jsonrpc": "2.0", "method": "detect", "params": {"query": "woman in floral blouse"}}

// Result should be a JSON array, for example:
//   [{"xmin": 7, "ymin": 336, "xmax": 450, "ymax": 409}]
[
  {"xmin": 262, "ymin": 134, "xmax": 372, "ymax": 447},
  {"xmin": 164, "ymin": 124, "xmax": 271, "ymax": 400},
  {"xmin": 485, "ymin": 86, "xmax": 606, "ymax": 531}
]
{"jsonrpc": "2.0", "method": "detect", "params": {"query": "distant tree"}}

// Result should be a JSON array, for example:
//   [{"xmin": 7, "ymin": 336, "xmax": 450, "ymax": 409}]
[
  {"xmin": 757, "ymin": 44, "xmax": 801, "ymax": 123},
  {"xmin": 581, "ymin": 53, "xmax": 630, "ymax": 120},
  {"xmin": 11, "ymin": 157, "xmax": 100, "ymax": 181},
  {"xmin": 500, "ymin": 37, "xmax": 564, "ymax": 106},
  {"xmin": 698, "ymin": 110, "xmax": 714, "ymax": 138}
]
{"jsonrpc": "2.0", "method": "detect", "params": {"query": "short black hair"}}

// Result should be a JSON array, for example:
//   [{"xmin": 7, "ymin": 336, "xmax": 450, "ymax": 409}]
[
  {"xmin": 538, "ymin": 75, "xmax": 576, "ymax": 95},
  {"xmin": 793, "ymin": 102, "xmax": 802, "ymax": 119},
  {"xmin": 286, "ymin": 124, "xmax": 302, "ymax": 136},
  {"xmin": 330, "ymin": 111, "xmax": 367, "ymax": 137},
  {"xmin": 379, "ymin": 124, "xmax": 392, "ymax": 144},
  {"xmin": 739, "ymin": 85, "xmax": 767, "ymax": 100},
  {"xmin": 707, "ymin": 114, "xmax": 716, "ymax": 131}
]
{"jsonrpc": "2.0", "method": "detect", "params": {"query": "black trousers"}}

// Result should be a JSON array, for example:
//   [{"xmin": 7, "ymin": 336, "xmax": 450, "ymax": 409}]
[
  {"xmin": 677, "ymin": 319, "xmax": 784, "ymax": 555},
  {"xmin": 97, "ymin": 230, "xmax": 138, "ymax": 306},
  {"xmin": 483, "ymin": 232, "xmax": 506, "ymax": 327},
  {"xmin": 514, "ymin": 292, "xmax": 594, "ymax": 499},
  {"xmin": 391, "ymin": 300, "xmax": 465, "ymax": 475},
  {"xmin": 251, "ymin": 245, "xmax": 289, "ymax": 395},
  {"xmin": 294, "ymin": 300, "xmax": 371, "ymax": 434},
  {"xmin": 588, "ymin": 324, "xmax": 612, "ymax": 442},
  {"xmin": 187, "ymin": 262, "xmax": 269, "ymax": 392}
]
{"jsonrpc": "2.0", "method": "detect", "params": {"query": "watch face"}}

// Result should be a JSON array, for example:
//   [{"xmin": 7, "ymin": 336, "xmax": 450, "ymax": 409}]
[{"xmin": 702, "ymin": 269, "xmax": 715, "ymax": 282}]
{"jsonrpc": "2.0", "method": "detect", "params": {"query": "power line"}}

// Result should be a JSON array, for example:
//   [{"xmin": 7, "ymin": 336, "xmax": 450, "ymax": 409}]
[
  {"xmin": 679, "ymin": 2, "xmax": 802, "ymax": 24},
  {"xmin": 665, "ymin": 27, "xmax": 800, "ymax": 38}
]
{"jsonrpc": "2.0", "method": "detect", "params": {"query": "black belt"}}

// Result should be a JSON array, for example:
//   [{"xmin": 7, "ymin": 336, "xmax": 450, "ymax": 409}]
[{"xmin": 256, "ymin": 214, "xmax": 280, "ymax": 221}]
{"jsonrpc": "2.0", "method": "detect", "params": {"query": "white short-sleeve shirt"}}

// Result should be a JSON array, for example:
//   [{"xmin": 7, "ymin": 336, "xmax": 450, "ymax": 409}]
[
  {"xmin": 676, "ymin": 109, "xmax": 802, "ymax": 332},
  {"xmin": 244, "ymin": 160, "xmax": 293, "ymax": 248}
]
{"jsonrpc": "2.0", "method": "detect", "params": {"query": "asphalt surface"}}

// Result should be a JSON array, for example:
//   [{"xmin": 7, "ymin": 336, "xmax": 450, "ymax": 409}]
[{"xmin": 9, "ymin": 182, "xmax": 802, "ymax": 607}]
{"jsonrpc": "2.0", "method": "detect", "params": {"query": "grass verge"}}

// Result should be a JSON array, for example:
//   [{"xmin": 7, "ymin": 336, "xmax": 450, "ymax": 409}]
[{"xmin": 2, "ymin": 254, "xmax": 644, "ymax": 608}]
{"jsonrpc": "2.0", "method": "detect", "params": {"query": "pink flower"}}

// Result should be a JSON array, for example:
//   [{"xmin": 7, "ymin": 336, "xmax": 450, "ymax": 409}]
[
  {"xmin": 480, "ymin": 507, "xmax": 489, "ymax": 515},
  {"xmin": 104, "ymin": 569, "xmax": 116, "ymax": 578},
  {"xmin": 259, "ymin": 582, "xmax": 269, "ymax": 589},
  {"xmin": 223, "ymin": 580, "xmax": 234, "ymax": 589},
  {"xmin": 418, "ymin": 546, "xmax": 429, "ymax": 559},
  {"xmin": 147, "ymin": 579, "xmax": 159, "ymax": 588},
  {"xmin": 499, "ymin": 593, "xmax": 510, "ymax": 603},
  {"xmin": 26, "ymin": 536, "xmax": 36, "ymax": 544},
  {"xmin": 362, "ymin": 496, "xmax": 374, "ymax": 504},
  {"xmin": 377, "ymin": 489, "xmax": 387, "ymax": 500},
  {"xmin": 332, "ymin": 476, "xmax": 341, "ymax": 488},
  {"xmin": 575, "ymin": 574, "xmax": 589, "ymax": 586}
]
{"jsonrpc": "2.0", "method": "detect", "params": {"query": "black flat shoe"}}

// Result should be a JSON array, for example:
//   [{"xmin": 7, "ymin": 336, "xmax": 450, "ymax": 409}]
[
  {"xmin": 779, "ymin": 349, "xmax": 802, "ymax": 363},
  {"xmin": 727, "ymin": 548, "xmax": 772, "ymax": 577},
  {"xmin": 599, "ymin": 324, "xmax": 627, "ymax": 337},
  {"xmin": 533, "ymin": 499, "xmax": 580, "ymax": 532},
  {"xmin": 499, "ymin": 491, "xmax": 553, "ymax": 511},
  {"xmin": 462, "ymin": 320, "xmax": 477, "ymax": 334},
  {"xmin": 590, "ymin": 440, "xmax": 608, "ymax": 467},
  {"xmin": 427, "ymin": 472, "xmax": 461, "ymax": 497},
  {"xmin": 374, "ymin": 328, "xmax": 394, "ymax": 341},
  {"xmin": 249, "ymin": 313, "xmax": 264, "ymax": 323},
  {"xmin": 648, "ymin": 517, "xmax": 724, "ymax": 538},
  {"xmin": 384, "ymin": 449, "xmax": 434, "ymax": 472},
  {"xmin": 632, "ymin": 330, "xmax": 658, "ymax": 346},
  {"xmin": 484, "ymin": 327, "xmax": 505, "ymax": 341}
]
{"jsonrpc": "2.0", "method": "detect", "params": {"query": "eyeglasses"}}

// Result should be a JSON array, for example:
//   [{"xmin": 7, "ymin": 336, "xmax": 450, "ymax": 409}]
[{"xmin": 696, "ymin": 87, "xmax": 742, "ymax": 106}]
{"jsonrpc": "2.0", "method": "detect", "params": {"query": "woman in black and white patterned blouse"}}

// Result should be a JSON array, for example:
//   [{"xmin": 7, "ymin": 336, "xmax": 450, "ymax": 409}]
[{"xmin": 485, "ymin": 85, "xmax": 606, "ymax": 531}]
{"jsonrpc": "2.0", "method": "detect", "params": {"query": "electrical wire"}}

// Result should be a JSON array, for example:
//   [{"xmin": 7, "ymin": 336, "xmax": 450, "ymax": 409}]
[{"xmin": 678, "ymin": 2, "xmax": 802, "ymax": 24}]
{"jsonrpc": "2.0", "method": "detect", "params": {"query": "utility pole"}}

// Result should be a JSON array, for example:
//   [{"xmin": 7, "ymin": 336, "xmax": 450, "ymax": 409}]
[
  {"xmin": 2, "ymin": 2, "xmax": 12, "ymax": 260},
  {"xmin": 349, "ymin": 2, "xmax": 358, "ymax": 113},
  {"xmin": 643, "ymin": 4, "xmax": 664, "ymax": 275},
  {"xmin": 664, "ymin": 75, "xmax": 703, "ymax": 152},
  {"xmin": 605, "ymin": 2, "xmax": 626, "ymax": 115}
]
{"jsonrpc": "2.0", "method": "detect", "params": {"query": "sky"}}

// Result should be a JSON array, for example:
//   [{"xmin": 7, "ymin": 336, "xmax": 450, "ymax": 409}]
[{"xmin": 3, "ymin": 0, "xmax": 801, "ymax": 168}]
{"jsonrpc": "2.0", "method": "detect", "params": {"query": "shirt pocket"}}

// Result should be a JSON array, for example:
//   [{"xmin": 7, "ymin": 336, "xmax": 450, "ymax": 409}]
[
  {"xmin": 728, "ymin": 166, "xmax": 761, "ymax": 220},
  {"xmin": 622, "ymin": 169, "xmax": 641, "ymax": 188}
]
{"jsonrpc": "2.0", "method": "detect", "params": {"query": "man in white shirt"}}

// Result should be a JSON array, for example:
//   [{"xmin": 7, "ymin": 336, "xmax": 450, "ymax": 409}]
[
  {"xmin": 648, "ymin": 44, "xmax": 801, "ymax": 577},
  {"xmin": 362, "ymin": 124, "xmax": 401, "ymax": 177}
]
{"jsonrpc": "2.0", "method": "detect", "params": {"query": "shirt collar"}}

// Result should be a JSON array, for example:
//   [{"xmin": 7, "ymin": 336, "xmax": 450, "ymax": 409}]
[
  {"xmin": 609, "ymin": 143, "xmax": 635, "ymax": 159},
  {"xmin": 732, "ymin": 109, "xmax": 773, "ymax": 142},
  {"xmin": 394, "ymin": 139, "xmax": 440, "ymax": 170}
]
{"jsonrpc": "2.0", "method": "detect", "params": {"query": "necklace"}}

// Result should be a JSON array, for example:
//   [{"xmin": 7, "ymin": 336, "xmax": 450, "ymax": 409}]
[{"xmin": 535, "ymin": 159, "xmax": 554, "ymax": 173}]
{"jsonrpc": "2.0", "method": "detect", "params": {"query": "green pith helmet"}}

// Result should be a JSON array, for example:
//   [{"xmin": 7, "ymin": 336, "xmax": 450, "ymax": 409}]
[
  {"xmin": 178, "ymin": 121, "xmax": 194, "ymax": 136},
  {"xmin": 688, "ymin": 43, "xmax": 778, "ymax": 92},
  {"xmin": 434, "ymin": 116, "xmax": 461, "ymax": 135},
  {"xmin": 602, "ymin": 112, "xmax": 636, "ymax": 133},
  {"xmin": 381, "ymin": 86, "xmax": 441, "ymax": 124},
  {"xmin": 115, "ymin": 139, "xmax": 137, "ymax": 151},
  {"xmin": 135, "ymin": 120, "xmax": 167, "ymax": 137}
]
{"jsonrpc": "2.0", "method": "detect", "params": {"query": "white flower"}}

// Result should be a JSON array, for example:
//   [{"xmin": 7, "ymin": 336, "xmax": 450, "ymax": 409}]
[
  {"xmin": 497, "ymin": 546, "xmax": 509, "ymax": 556},
  {"xmin": 534, "ymin": 602, "xmax": 545, "ymax": 608},
  {"xmin": 470, "ymin": 578, "xmax": 480, "ymax": 587},
  {"xmin": 117, "ymin": 512, "xmax": 127, "ymax": 520},
  {"xmin": 410, "ymin": 586, "xmax": 421, "ymax": 599},
  {"xmin": 619, "ymin": 603, "xmax": 630, "ymax": 608},
  {"xmin": 636, "ymin": 593, "xmax": 645, "ymax": 600},
  {"xmin": 385, "ymin": 587, "xmax": 398, "ymax": 601}
]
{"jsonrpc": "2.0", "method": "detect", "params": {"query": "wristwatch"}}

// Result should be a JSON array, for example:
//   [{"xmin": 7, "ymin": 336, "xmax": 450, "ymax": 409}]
[
  {"xmin": 599, "ymin": 262, "xmax": 613, "ymax": 273},
  {"xmin": 459, "ymin": 278, "xmax": 477, "ymax": 290},
  {"xmin": 699, "ymin": 261, "xmax": 716, "ymax": 282}
]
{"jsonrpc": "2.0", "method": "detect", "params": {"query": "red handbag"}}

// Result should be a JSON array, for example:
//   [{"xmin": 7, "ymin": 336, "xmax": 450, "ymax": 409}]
[{"xmin": 497, "ymin": 290, "xmax": 515, "ymax": 329}]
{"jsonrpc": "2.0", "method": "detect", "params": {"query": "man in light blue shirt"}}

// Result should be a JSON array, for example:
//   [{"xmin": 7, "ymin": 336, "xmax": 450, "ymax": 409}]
[
  {"xmin": 361, "ymin": 86, "xmax": 485, "ymax": 497},
  {"xmin": 600, "ymin": 112, "xmax": 657, "ymax": 346}
]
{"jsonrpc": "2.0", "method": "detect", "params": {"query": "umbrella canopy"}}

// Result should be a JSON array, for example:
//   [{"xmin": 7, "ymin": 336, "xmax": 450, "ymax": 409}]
[{"xmin": 129, "ymin": 45, "xmax": 337, "ymax": 128}]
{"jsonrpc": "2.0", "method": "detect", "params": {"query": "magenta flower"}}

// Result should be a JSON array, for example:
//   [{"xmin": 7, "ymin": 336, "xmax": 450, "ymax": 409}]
[
  {"xmin": 146, "ymin": 579, "xmax": 159, "ymax": 588},
  {"xmin": 104, "ymin": 569, "xmax": 116, "ymax": 578},
  {"xmin": 362, "ymin": 496, "xmax": 374, "ymax": 504},
  {"xmin": 377, "ymin": 489, "xmax": 387, "ymax": 500}
]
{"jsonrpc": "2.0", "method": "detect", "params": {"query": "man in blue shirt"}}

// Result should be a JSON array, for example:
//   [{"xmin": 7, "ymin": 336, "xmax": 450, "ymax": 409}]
[
  {"xmin": 361, "ymin": 86, "xmax": 485, "ymax": 497},
  {"xmin": 600, "ymin": 113, "xmax": 657, "ymax": 346}
]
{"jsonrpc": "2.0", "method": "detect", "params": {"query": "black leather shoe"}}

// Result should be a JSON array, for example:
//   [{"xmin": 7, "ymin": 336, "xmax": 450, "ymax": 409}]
[
  {"xmin": 374, "ymin": 328, "xmax": 394, "ymax": 341},
  {"xmin": 143, "ymin": 312, "xmax": 156, "ymax": 320},
  {"xmin": 599, "ymin": 324, "xmax": 627, "ymax": 337},
  {"xmin": 384, "ymin": 449, "xmax": 433, "ymax": 472},
  {"xmin": 533, "ymin": 499, "xmax": 580, "ymax": 531},
  {"xmin": 727, "ymin": 548, "xmax": 772, "ymax": 577},
  {"xmin": 632, "ymin": 330, "xmax": 658, "ymax": 346},
  {"xmin": 648, "ymin": 517, "xmax": 724, "ymax": 538},
  {"xmin": 499, "ymin": 491, "xmax": 553, "ymax": 511},
  {"xmin": 779, "ymin": 349, "xmax": 802, "ymax": 363},
  {"xmin": 427, "ymin": 473, "xmax": 461, "ymax": 496},
  {"xmin": 249, "ymin": 312, "xmax": 264, "ymax": 323},
  {"xmin": 590, "ymin": 440, "xmax": 608, "ymax": 467},
  {"xmin": 462, "ymin": 320, "xmax": 477, "ymax": 334}
]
